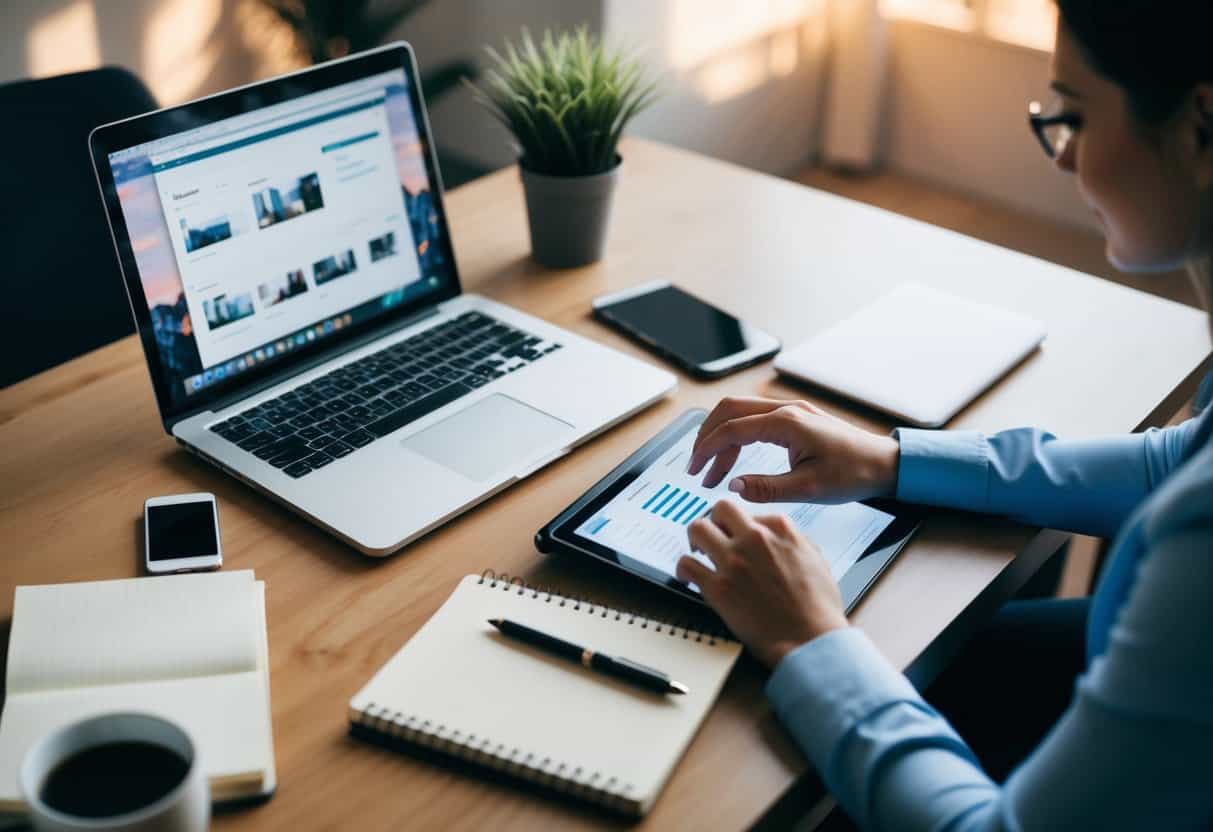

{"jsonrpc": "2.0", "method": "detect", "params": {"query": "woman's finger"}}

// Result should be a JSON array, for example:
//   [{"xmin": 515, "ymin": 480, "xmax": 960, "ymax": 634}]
[
  {"xmin": 700, "ymin": 445, "xmax": 742, "ymax": 489},
  {"xmin": 731, "ymin": 468, "xmax": 819, "ymax": 503},
  {"xmin": 752, "ymin": 513, "xmax": 800, "ymax": 539},
  {"xmin": 675, "ymin": 554, "xmax": 718, "ymax": 597},
  {"xmin": 708, "ymin": 499, "xmax": 753, "ymax": 538},
  {"xmin": 689, "ymin": 409, "xmax": 815, "ymax": 479},
  {"xmin": 689, "ymin": 398, "xmax": 792, "ymax": 474},
  {"xmin": 753, "ymin": 514, "xmax": 824, "ymax": 559},
  {"xmin": 687, "ymin": 514, "xmax": 731, "ymax": 560}
]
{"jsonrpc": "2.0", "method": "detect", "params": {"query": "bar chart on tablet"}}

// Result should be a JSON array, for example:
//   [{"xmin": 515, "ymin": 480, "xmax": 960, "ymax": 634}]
[
  {"xmin": 576, "ymin": 432, "xmax": 895, "ymax": 582},
  {"xmin": 641, "ymin": 485, "xmax": 712, "ymax": 525}
]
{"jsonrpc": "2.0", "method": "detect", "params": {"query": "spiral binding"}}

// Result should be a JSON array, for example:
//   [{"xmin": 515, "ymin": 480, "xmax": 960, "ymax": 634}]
[
  {"xmin": 353, "ymin": 701, "xmax": 639, "ymax": 814},
  {"xmin": 476, "ymin": 569, "xmax": 732, "ymax": 646}
]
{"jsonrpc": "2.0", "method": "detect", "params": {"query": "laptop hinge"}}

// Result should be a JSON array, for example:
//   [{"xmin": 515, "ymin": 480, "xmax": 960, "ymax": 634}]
[{"xmin": 165, "ymin": 305, "xmax": 442, "ymax": 431}]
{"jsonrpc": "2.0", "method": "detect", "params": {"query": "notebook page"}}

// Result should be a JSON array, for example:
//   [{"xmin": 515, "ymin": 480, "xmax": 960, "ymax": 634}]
[
  {"xmin": 6, "ymin": 571, "xmax": 257, "ymax": 695},
  {"xmin": 350, "ymin": 575, "xmax": 741, "ymax": 810},
  {"xmin": 251, "ymin": 580, "xmax": 277, "ymax": 795},
  {"xmin": 0, "ymin": 671, "xmax": 270, "ymax": 810},
  {"xmin": 0, "ymin": 578, "xmax": 273, "ymax": 811}
]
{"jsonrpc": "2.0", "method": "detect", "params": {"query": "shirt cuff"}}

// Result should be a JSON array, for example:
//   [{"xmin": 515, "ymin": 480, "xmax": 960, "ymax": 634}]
[
  {"xmin": 765, "ymin": 627, "xmax": 921, "ymax": 770},
  {"xmin": 893, "ymin": 428, "xmax": 989, "ymax": 512}
]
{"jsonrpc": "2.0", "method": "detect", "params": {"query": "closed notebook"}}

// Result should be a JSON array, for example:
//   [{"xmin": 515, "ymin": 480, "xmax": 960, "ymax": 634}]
[
  {"xmin": 0, "ymin": 570, "xmax": 276, "ymax": 812},
  {"xmin": 775, "ymin": 282, "xmax": 1047, "ymax": 428},
  {"xmin": 348, "ymin": 573, "xmax": 742, "ymax": 817}
]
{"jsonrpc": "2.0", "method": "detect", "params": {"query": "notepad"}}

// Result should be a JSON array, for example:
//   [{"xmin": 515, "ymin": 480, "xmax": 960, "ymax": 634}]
[
  {"xmin": 348, "ymin": 573, "xmax": 742, "ymax": 817},
  {"xmin": 0, "ymin": 571, "xmax": 276, "ymax": 812}
]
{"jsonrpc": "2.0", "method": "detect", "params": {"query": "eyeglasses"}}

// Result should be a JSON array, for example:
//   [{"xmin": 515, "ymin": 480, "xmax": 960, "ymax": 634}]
[{"xmin": 1029, "ymin": 100, "xmax": 1082, "ymax": 159}]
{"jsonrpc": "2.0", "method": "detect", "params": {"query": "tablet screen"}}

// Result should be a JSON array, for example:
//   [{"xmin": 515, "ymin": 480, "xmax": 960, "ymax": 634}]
[{"xmin": 571, "ymin": 429, "xmax": 896, "ymax": 588}]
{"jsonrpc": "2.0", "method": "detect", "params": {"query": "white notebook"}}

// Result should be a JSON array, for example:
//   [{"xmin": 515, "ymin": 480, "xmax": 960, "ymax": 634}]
[
  {"xmin": 0, "ymin": 571, "xmax": 276, "ymax": 812},
  {"xmin": 348, "ymin": 573, "xmax": 741, "ymax": 817},
  {"xmin": 775, "ymin": 282, "xmax": 1046, "ymax": 428}
]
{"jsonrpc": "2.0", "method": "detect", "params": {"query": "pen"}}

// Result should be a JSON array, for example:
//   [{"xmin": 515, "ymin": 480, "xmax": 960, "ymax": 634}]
[{"xmin": 488, "ymin": 618, "xmax": 690, "ymax": 696}]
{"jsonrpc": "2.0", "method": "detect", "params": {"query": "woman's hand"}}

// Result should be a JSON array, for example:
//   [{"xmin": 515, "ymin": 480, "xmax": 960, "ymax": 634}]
[
  {"xmin": 687, "ymin": 397, "xmax": 900, "ymax": 505},
  {"xmin": 675, "ymin": 500, "xmax": 848, "ymax": 669}
]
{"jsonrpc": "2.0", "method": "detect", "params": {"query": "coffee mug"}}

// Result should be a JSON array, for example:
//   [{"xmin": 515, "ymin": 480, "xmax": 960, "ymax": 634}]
[{"xmin": 19, "ymin": 713, "xmax": 209, "ymax": 832}]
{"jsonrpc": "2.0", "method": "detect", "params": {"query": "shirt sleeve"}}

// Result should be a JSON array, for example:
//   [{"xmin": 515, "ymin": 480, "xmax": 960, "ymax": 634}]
[
  {"xmin": 765, "ymin": 524, "xmax": 1213, "ymax": 831},
  {"xmin": 892, "ymin": 419, "xmax": 1201, "ymax": 538}
]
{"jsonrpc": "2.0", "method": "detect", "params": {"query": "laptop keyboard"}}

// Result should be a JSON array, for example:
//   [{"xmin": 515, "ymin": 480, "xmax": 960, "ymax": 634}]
[{"xmin": 208, "ymin": 311, "xmax": 561, "ymax": 479}]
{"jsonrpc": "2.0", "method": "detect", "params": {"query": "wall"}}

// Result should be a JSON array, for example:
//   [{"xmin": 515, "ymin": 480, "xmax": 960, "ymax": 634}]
[
  {"xmin": 0, "ymin": 1, "xmax": 834, "ymax": 178},
  {"xmin": 2, "ymin": 1, "xmax": 1090, "ymax": 228},
  {"xmin": 422, "ymin": 0, "xmax": 833, "ymax": 177},
  {"xmin": 0, "ymin": 0, "xmax": 604, "ymax": 173},
  {"xmin": 1, "ymin": 0, "xmax": 260, "ymax": 104},
  {"xmin": 603, "ymin": 0, "xmax": 830, "ymax": 176},
  {"xmin": 882, "ymin": 20, "xmax": 1097, "ymax": 231}
]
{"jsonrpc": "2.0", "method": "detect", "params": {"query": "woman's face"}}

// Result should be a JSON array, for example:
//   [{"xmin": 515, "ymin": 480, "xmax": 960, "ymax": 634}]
[{"xmin": 1051, "ymin": 25, "xmax": 1212, "ymax": 272}]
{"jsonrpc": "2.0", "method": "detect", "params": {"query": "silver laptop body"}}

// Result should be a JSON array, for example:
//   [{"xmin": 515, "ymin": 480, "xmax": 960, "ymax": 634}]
[{"xmin": 90, "ymin": 43, "xmax": 675, "ymax": 555}]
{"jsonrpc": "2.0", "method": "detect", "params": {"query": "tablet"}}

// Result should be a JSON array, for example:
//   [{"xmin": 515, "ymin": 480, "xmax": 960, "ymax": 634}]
[{"xmin": 536, "ymin": 410, "xmax": 920, "ymax": 610}]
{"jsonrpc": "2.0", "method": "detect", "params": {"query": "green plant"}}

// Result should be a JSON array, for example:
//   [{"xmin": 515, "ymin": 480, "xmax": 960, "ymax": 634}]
[{"xmin": 471, "ymin": 27, "xmax": 659, "ymax": 177}]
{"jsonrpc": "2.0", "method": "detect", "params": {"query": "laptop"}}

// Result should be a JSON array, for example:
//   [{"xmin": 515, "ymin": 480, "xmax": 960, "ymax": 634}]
[{"xmin": 89, "ymin": 43, "xmax": 676, "ymax": 556}]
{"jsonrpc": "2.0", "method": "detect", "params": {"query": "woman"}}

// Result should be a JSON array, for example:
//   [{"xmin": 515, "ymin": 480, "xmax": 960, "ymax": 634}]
[{"xmin": 678, "ymin": 2, "xmax": 1213, "ymax": 828}]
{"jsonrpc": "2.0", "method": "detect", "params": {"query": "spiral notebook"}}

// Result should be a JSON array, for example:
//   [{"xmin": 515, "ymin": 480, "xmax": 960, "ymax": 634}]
[{"xmin": 348, "ymin": 573, "xmax": 742, "ymax": 817}]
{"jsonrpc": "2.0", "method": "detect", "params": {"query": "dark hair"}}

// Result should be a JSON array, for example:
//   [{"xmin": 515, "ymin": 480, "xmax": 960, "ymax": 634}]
[{"xmin": 1056, "ymin": 1, "xmax": 1213, "ymax": 125}]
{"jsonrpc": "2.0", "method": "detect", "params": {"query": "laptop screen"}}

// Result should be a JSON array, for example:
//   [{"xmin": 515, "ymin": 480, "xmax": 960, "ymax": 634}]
[{"xmin": 100, "ymin": 59, "xmax": 453, "ymax": 415}]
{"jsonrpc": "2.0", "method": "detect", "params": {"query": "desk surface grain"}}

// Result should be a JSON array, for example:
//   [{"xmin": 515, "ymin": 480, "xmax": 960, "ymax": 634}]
[{"xmin": 1, "ymin": 139, "xmax": 1208, "ymax": 830}]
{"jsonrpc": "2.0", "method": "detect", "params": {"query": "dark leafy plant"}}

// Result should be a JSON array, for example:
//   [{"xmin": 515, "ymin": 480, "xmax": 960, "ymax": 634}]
[
  {"xmin": 470, "ymin": 27, "xmax": 659, "ymax": 177},
  {"xmin": 256, "ymin": 0, "xmax": 475, "ymax": 102}
]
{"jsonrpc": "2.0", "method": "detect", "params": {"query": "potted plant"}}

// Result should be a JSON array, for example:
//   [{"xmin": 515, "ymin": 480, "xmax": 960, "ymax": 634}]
[{"xmin": 471, "ymin": 28, "xmax": 658, "ymax": 268}]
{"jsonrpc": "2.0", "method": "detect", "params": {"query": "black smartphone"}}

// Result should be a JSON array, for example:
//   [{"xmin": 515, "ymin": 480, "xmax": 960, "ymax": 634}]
[{"xmin": 591, "ymin": 281, "xmax": 781, "ymax": 378}]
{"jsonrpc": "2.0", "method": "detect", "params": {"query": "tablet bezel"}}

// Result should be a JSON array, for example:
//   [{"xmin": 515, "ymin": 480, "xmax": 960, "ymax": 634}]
[{"xmin": 535, "ymin": 409, "xmax": 921, "ymax": 611}]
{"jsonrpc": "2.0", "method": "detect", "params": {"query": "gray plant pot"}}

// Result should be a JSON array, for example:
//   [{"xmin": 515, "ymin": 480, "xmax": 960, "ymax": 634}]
[{"xmin": 519, "ymin": 158, "xmax": 620, "ymax": 269}]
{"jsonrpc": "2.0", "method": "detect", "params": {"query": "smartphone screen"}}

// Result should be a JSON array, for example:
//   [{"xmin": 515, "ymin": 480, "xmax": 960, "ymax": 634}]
[
  {"xmin": 595, "ymin": 284, "xmax": 778, "ymax": 375},
  {"xmin": 146, "ymin": 501, "xmax": 219, "ymax": 561}
]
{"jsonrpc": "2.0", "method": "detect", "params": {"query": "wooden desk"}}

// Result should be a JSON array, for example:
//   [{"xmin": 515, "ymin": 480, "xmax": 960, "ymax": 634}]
[{"xmin": 1, "ymin": 139, "xmax": 1208, "ymax": 830}]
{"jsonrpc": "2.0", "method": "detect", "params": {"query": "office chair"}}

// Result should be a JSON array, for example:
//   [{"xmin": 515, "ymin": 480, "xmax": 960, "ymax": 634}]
[{"xmin": 0, "ymin": 67, "xmax": 157, "ymax": 388}]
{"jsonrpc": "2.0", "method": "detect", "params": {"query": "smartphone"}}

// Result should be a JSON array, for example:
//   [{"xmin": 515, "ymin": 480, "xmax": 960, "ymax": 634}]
[
  {"xmin": 592, "ymin": 280, "xmax": 781, "ymax": 378},
  {"xmin": 144, "ymin": 493, "xmax": 222, "ymax": 574}
]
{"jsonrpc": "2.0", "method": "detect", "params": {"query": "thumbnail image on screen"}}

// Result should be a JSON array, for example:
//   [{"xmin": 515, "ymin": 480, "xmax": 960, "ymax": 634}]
[
  {"xmin": 108, "ymin": 72, "xmax": 448, "ymax": 410},
  {"xmin": 252, "ymin": 172, "xmax": 324, "ymax": 228},
  {"xmin": 203, "ymin": 293, "xmax": 255, "ymax": 330},
  {"xmin": 180, "ymin": 214, "xmax": 235, "ymax": 253},
  {"xmin": 369, "ymin": 231, "xmax": 398, "ymax": 262},
  {"xmin": 313, "ymin": 249, "xmax": 357, "ymax": 285},
  {"xmin": 257, "ymin": 269, "xmax": 309, "ymax": 307}
]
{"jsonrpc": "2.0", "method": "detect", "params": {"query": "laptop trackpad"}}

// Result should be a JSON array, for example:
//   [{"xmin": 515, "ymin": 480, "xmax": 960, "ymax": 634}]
[{"xmin": 402, "ymin": 394, "xmax": 574, "ymax": 482}]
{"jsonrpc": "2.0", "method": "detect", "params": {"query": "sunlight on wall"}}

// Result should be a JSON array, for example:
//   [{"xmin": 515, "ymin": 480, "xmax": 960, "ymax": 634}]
[
  {"xmin": 769, "ymin": 28, "xmax": 800, "ymax": 78},
  {"xmin": 668, "ymin": 0, "xmax": 826, "ymax": 103},
  {"xmin": 693, "ymin": 47, "xmax": 771, "ymax": 104},
  {"xmin": 881, "ymin": 0, "xmax": 1055, "ymax": 49},
  {"xmin": 984, "ymin": 0, "xmax": 1055, "ymax": 51},
  {"xmin": 28, "ymin": 0, "xmax": 101, "ymax": 77},
  {"xmin": 881, "ymin": 0, "xmax": 975, "ymax": 31},
  {"xmin": 143, "ymin": 0, "xmax": 223, "ymax": 103},
  {"xmin": 669, "ymin": 0, "xmax": 825, "ymax": 69}
]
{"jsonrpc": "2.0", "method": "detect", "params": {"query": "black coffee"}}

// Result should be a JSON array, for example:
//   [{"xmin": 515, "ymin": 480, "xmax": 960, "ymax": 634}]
[{"xmin": 39, "ymin": 741, "xmax": 189, "ymax": 818}]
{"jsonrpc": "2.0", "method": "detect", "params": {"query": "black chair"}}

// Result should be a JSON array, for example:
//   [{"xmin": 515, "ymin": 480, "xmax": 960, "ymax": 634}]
[{"xmin": 0, "ymin": 67, "xmax": 157, "ymax": 388}]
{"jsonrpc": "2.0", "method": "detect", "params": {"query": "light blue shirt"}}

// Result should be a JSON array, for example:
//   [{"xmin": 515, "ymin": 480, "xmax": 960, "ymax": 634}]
[{"xmin": 765, "ymin": 396, "xmax": 1213, "ymax": 830}]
